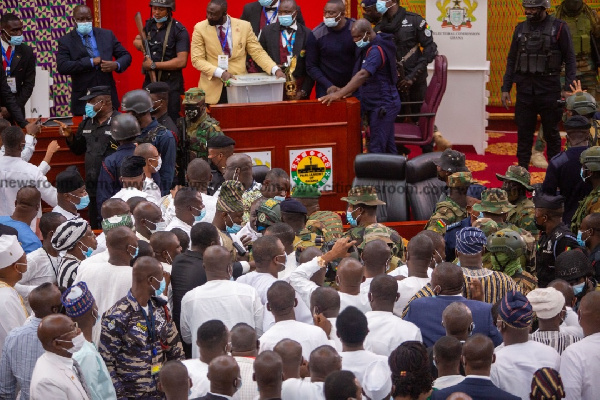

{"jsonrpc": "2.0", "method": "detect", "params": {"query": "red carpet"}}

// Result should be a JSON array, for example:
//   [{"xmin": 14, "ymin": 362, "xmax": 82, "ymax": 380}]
[{"xmin": 404, "ymin": 130, "xmax": 566, "ymax": 188}]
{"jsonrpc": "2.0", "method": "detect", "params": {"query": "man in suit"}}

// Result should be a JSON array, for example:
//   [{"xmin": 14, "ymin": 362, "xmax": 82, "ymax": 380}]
[
  {"xmin": 404, "ymin": 262, "xmax": 503, "ymax": 347},
  {"xmin": 241, "ymin": 0, "xmax": 305, "ymax": 39},
  {"xmin": 194, "ymin": 355, "xmax": 242, "ymax": 400},
  {"xmin": 258, "ymin": 0, "xmax": 314, "ymax": 100},
  {"xmin": 1, "ymin": 13, "xmax": 35, "ymax": 120},
  {"xmin": 56, "ymin": 5, "xmax": 131, "ymax": 116},
  {"xmin": 190, "ymin": 0, "xmax": 285, "ymax": 105},
  {"xmin": 432, "ymin": 334, "xmax": 520, "ymax": 400},
  {"xmin": 0, "ymin": 57, "xmax": 28, "ymax": 128},
  {"xmin": 30, "ymin": 314, "xmax": 92, "ymax": 400}
]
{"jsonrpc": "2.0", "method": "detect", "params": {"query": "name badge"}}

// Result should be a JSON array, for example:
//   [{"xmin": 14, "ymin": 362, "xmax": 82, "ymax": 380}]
[
  {"xmin": 151, "ymin": 364, "xmax": 162, "ymax": 375},
  {"xmin": 6, "ymin": 77, "xmax": 16, "ymax": 93},
  {"xmin": 82, "ymin": 130, "xmax": 92, "ymax": 134},
  {"xmin": 218, "ymin": 54, "xmax": 229, "ymax": 71}
]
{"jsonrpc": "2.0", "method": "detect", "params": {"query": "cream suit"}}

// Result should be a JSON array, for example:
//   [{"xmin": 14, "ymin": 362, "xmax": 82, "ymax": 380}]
[
  {"xmin": 30, "ymin": 352, "xmax": 91, "ymax": 400},
  {"xmin": 191, "ymin": 16, "xmax": 278, "ymax": 104}
]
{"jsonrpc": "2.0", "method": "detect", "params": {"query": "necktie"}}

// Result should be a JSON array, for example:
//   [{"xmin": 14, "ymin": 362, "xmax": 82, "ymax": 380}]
[
  {"xmin": 2, "ymin": 46, "xmax": 11, "ymax": 71},
  {"xmin": 83, "ymin": 35, "xmax": 95, "ymax": 58},
  {"xmin": 219, "ymin": 26, "xmax": 231, "ymax": 57},
  {"xmin": 72, "ymin": 359, "xmax": 93, "ymax": 399}
]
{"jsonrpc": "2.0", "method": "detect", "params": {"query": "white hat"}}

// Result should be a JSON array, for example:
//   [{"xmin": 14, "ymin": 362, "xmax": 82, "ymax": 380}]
[
  {"xmin": 0, "ymin": 235, "xmax": 24, "ymax": 269},
  {"xmin": 527, "ymin": 287, "xmax": 565, "ymax": 319},
  {"xmin": 362, "ymin": 360, "xmax": 392, "ymax": 400}
]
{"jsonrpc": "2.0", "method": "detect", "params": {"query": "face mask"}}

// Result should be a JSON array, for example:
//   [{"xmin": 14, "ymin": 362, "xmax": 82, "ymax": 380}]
[
  {"xmin": 64, "ymin": 332, "xmax": 86, "ymax": 354},
  {"xmin": 581, "ymin": 168, "xmax": 589, "ymax": 181},
  {"xmin": 79, "ymin": 243, "xmax": 93, "ymax": 259},
  {"xmin": 146, "ymin": 219, "xmax": 167, "ymax": 234},
  {"xmin": 573, "ymin": 281, "xmax": 585, "ymax": 296},
  {"xmin": 14, "ymin": 263, "xmax": 27, "ymax": 276},
  {"xmin": 154, "ymin": 16, "xmax": 168, "ymax": 23},
  {"xmin": 128, "ymin": 244, "xmax": 139, "ymax": 259},
  {"xmin": 226, "ymin": 219, "xmax": 243, "ymax": 235},
  {"xmin": 278, "ymin": 14, "xmax": 294, "ymax": 27},
  {"xmin": 324, "ymin": 13, "xmax": 341, "ymax": 28},
  {"xmin": 526, "ymin": 9, "xmax": 543, "ymax": 22},
  {"xmin": 152, "ymin": 276, "xmax": 166, "ymax": 297},
  {"xmin": 355, "ymin": 32, "xmax": 369, "ymax": 48},
  {"xmin": 85, "ymin": 103, "xmax": 98, "ymax": 119},
  {"xmin": 185, "ymin": 108, "xmax": 199, "ymax": 120},
  {"xmin": 74, "ymin": 194, "xmax": 90, "ymax": 210},
  {"xmin": 76, "ymin": 22, "xmax": 93, "ymax": 35},
  {"xmin": 346, "ymin": 209, "xmax": 361, "ymax": 227},
  {"xmin": 92, "ymin": 309, "xmax": 101, "ymax": 325},
  {"xmin": 194, "ymin": 207, "xmax": 207, "ymax": 223},
  {"xmin": 152, "ymin": 156, "xmax": 162, "ymax": 172},
  {"xmin": 5, "ymin": 33, "xmax": 24, "ymax": 46},
  {"xmin": 276, "ymin": 253, "xmax": 287, "ymax": 270},
  {"xmin": 273, "ymin": 195, "xmax": 286, "ymax": 202},
  {"xmin": 376, "ymin": 0, "xmax": 390, "ymax": 14},
  {"xmin": 577, "ymin": 230, "xmax": 589, "ymax": 247},
  {"xmin": 259, "ymin": 0, "xmax": 273, "ymax": 6}
]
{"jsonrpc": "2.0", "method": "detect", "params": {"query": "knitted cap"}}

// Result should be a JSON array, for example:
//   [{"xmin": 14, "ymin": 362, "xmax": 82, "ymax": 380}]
[
  {"xmin": 51, "ymin": 218, "xmax": 89, "ymax": 252},
  {"xmin": 61, "ymin": 282, "xmax": 95, "ymax": 318},
  {"xmin": 456, "ymin": 227, "xmax": 487, "ymax": 255},
  {"xmin": 499, "ymin": 290, "xmax": 534, "ymax": 329},
  {"xmin": 527, "ymin": 288, "xmax": 565, "ymax": 320},
  {"xmin": 531, "ymin": 368, "xmax": 565, "ymax": 400}
]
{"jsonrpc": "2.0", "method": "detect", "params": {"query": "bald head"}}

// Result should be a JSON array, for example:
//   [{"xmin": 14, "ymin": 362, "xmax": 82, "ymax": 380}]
[
  {"xmin": 106, "ymin": 226, "xmax": 137, "ymax": 253},
  {"xmin": 38, "ymin": 314, "xmax": 76, "ymax": 351},
  {"xmin": 407, "ymin": 234, "xmax": 434, "ymax": 261},
  {"xmin": 336, "ymin": 258, "xmax": 365, "ymax": 290},
  {"xmin": 28, "ymin": 282, "xmax": 62, "ymax": 319},
  {"xmin": 16, "ymin": 186, "xmax": 41, "ymax": 205},
  {"xmin": 226, "ymin": 153, "xmax": 252, "ymax": 169},
  {"xmin": 353, "ymin": 18, "xmax": 373, "ymax": 35},
  {"xmin": 274, "ymin": 339, "xmax": 303, "ymax": 379},
  {"xmin": 159, "ymin": 360, "xmax": 190, "ymax": 399},
  {"xmin": 207, "ymin": 355, "xmax": 240, "ymax": 396},
  {"xmin": 579, "ymin": 291, "xmax": 600, "ymax": 336},
  {"xmin": 101, "ymin": 198, "xmax": 130, "ymax": 219},
  {"xmin": 187, "ymin": 159, "xmax": 212, "ymax": 192},
  {"xmin": 134, "ymin": 143, "xmax": 158, "ymax": 160},
  {"xmin": 310, "ymin": 286, "xmax": 340, "ymax": 318},
  {"xmin": 443, "ymin": 302, "xmax": 473, "ymax": 338},
  {"xmin": 362, "ymin": 239, "xmax": 391, "ymax": 276},
  {"xmin": 431, "ymin": 262, "xmax": 465, "ymax": 295},
  {"xmin": 369, "ymin": 274, "xmax": 399, "ymax": 304},
  {"xmin": 549, "ymin": 279, "xmax": 575, "ymax": 308},
  {"xmin": 133, "ymin": 201, "xmax": 162, "ymax": 222},
  {"xmin": 231, "ymin": 323, "xmax": 257, "ymax": 353},
  {"xmin": 254, "ymin": 351, "xmax": 283, "ymax": 391},
  {"xmin": 309, "ymin": 345, "xmax": 341, "ymax": 381},
  {"xmin": 204, "ymin": 245, "xmax": 233, "ymax": 279},
  {"xmin": 132, "ymin": 256, "xmax": 162, "ymax": 284},
  {"xmin": 462, "ymin": 334, "xmax": 495, "ymax": 373},
  {"xmin": 298, "ymin": 246, "xmax": 323, "ymax": 264},
  {"xmin": 267, "ymin": 281, "xmax": 296, "ymax": 313}
]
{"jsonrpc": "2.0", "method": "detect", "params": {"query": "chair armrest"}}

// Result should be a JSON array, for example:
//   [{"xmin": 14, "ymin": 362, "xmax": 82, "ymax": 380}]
[
  {"xmin": 401, "ymin": 101, "xmax": 425, "ymax": 105},
  {"xmin": 396, "ymin": 112, "xmax": 436, "ymax": 119}
]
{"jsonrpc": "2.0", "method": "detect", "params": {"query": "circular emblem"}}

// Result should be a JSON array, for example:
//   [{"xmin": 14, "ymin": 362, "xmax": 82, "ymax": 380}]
[
  {"xmin": 258, "ymin": 213, "xmax": 266, "ymax": 223},
  {"xmin": 291, "ymin": 150, "xmax": 332, "ymax": 189},
  {"xmin": 424, "ymin": 29, "xmax": 432, "ymax": 37}
]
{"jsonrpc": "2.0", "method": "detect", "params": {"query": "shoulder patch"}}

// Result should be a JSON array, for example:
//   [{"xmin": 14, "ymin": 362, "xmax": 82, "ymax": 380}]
[
  {"xmin": 419, "ymin": 20, "xmax": 427, "ymax": 28},
  {"xmin": 424, "ymin": 29, "xmax": 432, "ymax": 37}
]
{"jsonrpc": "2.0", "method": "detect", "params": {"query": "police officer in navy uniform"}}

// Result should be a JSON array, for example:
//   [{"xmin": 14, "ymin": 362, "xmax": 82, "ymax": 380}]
[
  {"xmin": 134, "ymin": 0, "xmax": 190, "ymax": 123},
  {"xmin": 533, "ymin": 192, "xmax": 581, "ymax": 288},
  {"xmin": 501, "ymin": 0, "xmax": 577, "ymax": 169},
  {"xmin": 62, "ymin": 86, "xmax": 120, "ymax": 229}
]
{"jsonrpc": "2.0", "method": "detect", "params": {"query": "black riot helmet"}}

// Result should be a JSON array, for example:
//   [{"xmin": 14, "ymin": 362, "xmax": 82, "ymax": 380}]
[
  {"xmin": 121, "ymin": 90, "xmax": 154, "ymax": 115},
  {"xmin": 522, "ymin": 0, "xmax": 550, "ymax": 8},
  {"xmin": 150, "ymin": 0, "xmax": 175, "ymax": 11},
  {"xmin": 110, "ymin": 113, "xmax": 141, "ymax": 141}
]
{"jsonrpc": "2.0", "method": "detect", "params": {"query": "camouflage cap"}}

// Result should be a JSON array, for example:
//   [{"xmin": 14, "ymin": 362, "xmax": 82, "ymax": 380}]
[
  {"xmin": 217, "ymin": 180, "xmax": 245, "ymax": 213},
  {"xmin": 496, "ymin": 165, "xmax": 533, "ymax": 191},
  {"xmin": 304, "ymin": 211, "xmax": 343, "ymax": 242},
  {"xmin": 182, "ymin": 88, "xmax": 206, "ymax": 105},
  {"xmin": 433, "ymin": 149, "xmax": 469, "ymax": 173},
  {"xmin": 256, "ymin": 198, "xmax": 282, "ymax": 232},
  {"xmin": 447, "ymin": 171, "xmax": 473, "ymax": 188},
  {"xmin": 360, "ymin": 223, "xmax": 395, "ymax": 249},
  {"xmin": 291, "ymin": 184, "xmax": 321, "ymax": 199},
  {"xmin": 580, "ymin": 146, "xmax": 600, "ymax": 172},
  {"xmin": 472, "ymin": 218, "xmax": 500, "ymax": 238},
  {"xmin": 471, "ymin": 188, "xmax": 515, "ymax": 214},
  {"xmin": 341, "ymin": 186, "xmax": 386, "ymax": 206}
]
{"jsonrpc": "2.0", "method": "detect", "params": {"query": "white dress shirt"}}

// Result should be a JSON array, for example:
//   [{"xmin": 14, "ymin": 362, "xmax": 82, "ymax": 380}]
[
  {"xmin": 0, "ymin": 134, "xmax": 50, "ymax": 174},
  {"xmin": 340, "ymin": 350, "xmax": 391, "ymax": 389},
  {"xmin": 182, "ymin": 359, "xmax": 209, "ymax": 399},
  {"xmin": 563, "ymin": 307, "xmax": 579, "ymax": 327},
  {"xmin": 111, "ymin": 187, "xmax": 158, "ymax": 205},
  {"xmin": 394, "ymin": 276, "xmax": 430, "ymax": 317},
  {"xmin": 30, "ymin": 351, "xmax": 90, "ymax": 400},
  {"xmin": 288, "ymin": 258, "xmax": 321, "ymax": 308},
  {"xmin": 0, "ymin": 285, "xmax": 28, "ymax": 355},
  {"xmin": 161, "ymin": 192, "xmax": 216, "ymax": 227},
  {"xmin": 165, "ymin": 216, "xmax": 192, "ymax": 238},
  {"xmin": 277, "ymin": 251, "xmax": 298, "ymax": 282},
  {"xmin": 51, "ymin": 205, "xmax": 79, "ymax": 221},
  {"xmin": 560, "ymin": 324, "xmax": 584, "ymax": 339},
  {"xmin": 364, "ymin": 311, "xmax": 422, "ymax": 356},
  {"xmin": 142, "ymin": 177, "xmax": 161, "ymax": 205},
  {"xmin": 237, "ymin": 271, "xmax": 313, "ymax": 332},
  {"xmin": 281, "ymin": 378, "xmax": 324, "ymax": 400},
  {"xmin": 233, "ymin": 356, "xmax": 258, "ymax": 400},
  {"xmin": 560, "ymin": 332, "xmax": 600, "ymax": 400},
  {"xmin": 433, "ymin": 374, "xmax": 466, "ymax": 390},
  {"xmin": 339, "ymin": 292, "xmax": 371, "ymax": 314},
  {"xmin": 90, "ymin": 234, "xmax": 107, "ymax": 256},
  {"xmin": 16, "ymin": 247, "xmax": 59, "ymax": 305},
  {"xmin": 180, "ymin": 280, "xmax": 264, "ymax": 359},
  {"xmin": 491, "ymin": 341, "xmax": 561, "ymax": 400},
  {"xmin": 77, "ymin": 250, "xmax": 109, "ymax": 275},
  {"xmin": 390, "ymin": 266, "xmax": 433, "ymax": 278},
  {"xmin": 259, "ymin": 320, "xmax": 329, "ymax": 360},
  {"xmin": 328, "ymin": 317, "xmax": 343, "ymax": 352}
]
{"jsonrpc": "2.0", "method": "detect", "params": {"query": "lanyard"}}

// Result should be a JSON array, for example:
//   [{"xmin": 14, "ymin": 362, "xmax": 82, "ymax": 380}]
[
  {"xmin": 219, "ymin": 23, "xmax": 230, "ymax": 55},
  {"xmin": 1, "ymin": 45, "xmax": 14, "ymax": 75},
  {"xmin": 43, "ymin": 249, "xmax": 58, "ymax": 277},
  {"xmin": 281, "ymin": 30, "xmax": 296, "ymax": 55},
  {"xmin": 263, "ymin": 6, "xmax": 279, "ymax": 26},
  {"xmin": 140, "ymin": 301, "xmax": 158, "ymax": 355}
]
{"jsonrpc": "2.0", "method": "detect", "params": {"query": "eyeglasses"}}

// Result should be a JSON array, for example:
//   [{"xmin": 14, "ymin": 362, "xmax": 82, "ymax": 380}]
[{"xmin": 55, "ymin": 322, "xmax": 79, "ymax": 341}]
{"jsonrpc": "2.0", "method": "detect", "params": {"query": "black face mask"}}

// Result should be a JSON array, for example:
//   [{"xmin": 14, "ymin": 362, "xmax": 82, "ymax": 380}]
[
  {"xmin": 534, "ymin": 217, "xmax": 546, "ymax": 232},
  {"xmin": 526, "ymin": 8, "xmax": 544, "ymax": 22}
]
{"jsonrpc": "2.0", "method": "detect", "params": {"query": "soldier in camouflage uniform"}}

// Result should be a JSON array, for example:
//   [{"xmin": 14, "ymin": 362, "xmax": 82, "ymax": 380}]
[
  {"xmin": 291, "ymin": 184, "xmax": 343, "ymax": 242},
  {"xmin": 572, "ymin": 146, "xmax": 600, "ymax": 232},
  {"xmin": 496, "ymin": 165, "xmax": 538, "ymax": 236},
  {"xmin": 180, "ymin": 88, "xmax": 223, "ymax": 162},
  {"xmin": 341, "ymin": 186, "xmax": 405, "ymax": 260},
  {"xmin": 360, "ymin": 223, "xmax": 404, "ymax": 272},
  {"xmin": 426, "ymin": 171, "xmax": 472, "ymax": 233},
  {"xmin": 256, "ymin": 198, "xmax": 282, "ymax": 234},
  {"xmin": 487, "ymin": 228, "xmax": 538, "ymax": 295},
  {"xmin": 99, "ymin": 257, "xmax": 184, "ymax": 399}
]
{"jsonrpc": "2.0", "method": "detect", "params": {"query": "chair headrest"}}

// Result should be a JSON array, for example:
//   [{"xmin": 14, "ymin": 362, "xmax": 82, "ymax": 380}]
[
  {"xmin": 252, "ymin": 165, "xmax": 270, "ymax": 184},
  {"xmin": 406, "ymin": 152, "xmax": 441, "ymax": 183},
  {"xmin": 354, "ymin": 154, "xmax": 406, "ymax": 180}
]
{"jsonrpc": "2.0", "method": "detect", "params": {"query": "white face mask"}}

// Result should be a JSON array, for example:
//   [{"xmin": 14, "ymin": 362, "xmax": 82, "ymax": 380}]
[{"xmin": 66, "ymin": 332, "xmax": 86, "ymax": 354}]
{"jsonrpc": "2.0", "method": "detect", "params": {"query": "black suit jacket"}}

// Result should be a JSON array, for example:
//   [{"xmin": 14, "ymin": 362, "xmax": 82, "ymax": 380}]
[
  {"xmin": 431, "ymin": 378, "xmax": 520, "ymax": 400},
  {"xmin": 0, "ymin": 66, "xmax": 26, "ymax": 127},
  {"xmin": 192, "ymin": 393, "xmax": 231, "ymax": 400},
  {"xmin": 241, "ymin": 1, "xmax": 305, "ymax": 37},
  {"xmin": 0, "ymin": 43, "xmax": 36, "ymax": 115},
  {"xmin": 56, "ymin": 27, "xmax": 132, "ymax": 115},
  {"xmin": 259, "ymin": 22, "xmax": 314, "ymax": 96}
]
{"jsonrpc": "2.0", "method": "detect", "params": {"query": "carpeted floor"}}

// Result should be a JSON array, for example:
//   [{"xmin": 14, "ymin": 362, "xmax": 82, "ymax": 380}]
[{"xmin": 404, "ymin": 130, "xmax": 564, "ymax": 188}]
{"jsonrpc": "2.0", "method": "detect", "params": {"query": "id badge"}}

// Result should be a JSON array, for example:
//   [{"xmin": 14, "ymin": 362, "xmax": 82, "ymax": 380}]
[
  {"xmin": 218, "ymin": 54, "xmax": 229, "ymax": 70},
  {"xmin": 6, "ymin": 77, "xmax": 16, "ymax": 93},
  {"xmin": 151, "ymin": 364, "xmax": 162, "ymax": 375}
]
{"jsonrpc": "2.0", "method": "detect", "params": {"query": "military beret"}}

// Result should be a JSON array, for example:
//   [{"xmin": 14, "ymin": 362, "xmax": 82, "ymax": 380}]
[
  {"xmin": 564, "ymin": 115, "xmax": 592, "ymax": 131},
  {"xmin": 79, "ymin": 86, "xmax": 111, "ymax": 101},
  {"xmin": 291, "ymin": 184, "xmax": 321, "ymax": 199},
  {"xmin": 207, "ymin": 135, "xmax": 235, "ymax": 149},
  {"xmin": 145, "ymin": 82, "xmax": 170, "ymax": 94},
  {"xmin": 120, "ymin": 155, "xmax": 147, "ymax": 178},
  {"xmin": 55, "ymin": 166, "xmax": 85, "ymax": 194},
  {"xmin": 280, "ymin": 198, "xmax": 308, "ymax": 214},
  {"xmin": 532, "ymin": 192, "xmax": 564, "ymax": 210}
]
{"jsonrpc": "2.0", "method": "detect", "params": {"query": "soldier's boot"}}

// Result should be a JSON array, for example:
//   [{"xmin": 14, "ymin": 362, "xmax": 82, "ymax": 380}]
[
  {"xmin": 530, "ymin": 149, "xmax": 548, "ymax": 169},
  {"xmin": 433, "ymin": 129, "xmax": 452, "ymax": 151}
]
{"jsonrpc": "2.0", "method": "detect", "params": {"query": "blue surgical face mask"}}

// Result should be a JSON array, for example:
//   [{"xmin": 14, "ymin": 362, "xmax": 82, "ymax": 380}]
[
  {"xmin": 74, "ymin": 194, "xmax": 90, "ymax": 210},
  {"xmin": 85, "ymin": 103, "xmax": 97, "ymax": 119},
  {"xmin": 154, "ymin": 16, "xmax": 168, "ymax": 23},
  {"xmin": 259, "ymin": 0, "xmax": 273, "ymax": 6},
  {"xmin": 376, "ymin": 0, "xmax": 391, "ymax": 14},
  {"xmin": 152, "ymin": 276, "xmax": 166, "ymax": 297},
  {"xmin": 573, "ymin": 281, "xmax": 585, "ymax": 296},
  {"xmin": 324, "ymin": 13, "xmax": 341, "ymax": 28},
  {"xmin": 193, "ymin": 207, "xmax": 206, "ymax": 223},
  {"xmin": 128, "ymin": 244, "xmax": 139, "ymax": 259},
  {"xmin": 5, "ymin": 33, "xmax": 24, "ymax": 46},
  {"xmin": 346, "ymin": 208, "xmax": 361, "ymax": 227},
  {"xmin": 581, "ymin": 168, "xmax": 589, "ymax": 181},
  {"xmin": 80, "ymin": 243, "xmax": 93, "ymax": 259},
  {"xmin": 278, "ymin": 14, "xmax": 294, "ymax": 27},
  {"xmin": 273, "ymin": 195, "xmax": 286, "ymax": 202},
  {"xmin": 76, "ymin": 22, "xmax": 93, "ymax": 36},
  {"xmin": 355, "ymin": 32, "xmax": 369, "ymax": 48},
  {"xmin": 226, "ymin": 214, "xmax": 242, "ymax": 234},
  {"xmin": 576, "ymin": 230, "xmax": 589, "ymax": 247}
]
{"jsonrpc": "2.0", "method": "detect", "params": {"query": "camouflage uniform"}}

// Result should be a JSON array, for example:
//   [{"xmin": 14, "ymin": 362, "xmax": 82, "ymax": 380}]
[
  {"xmin": 99, "ymin": 291, "xmax": 184, "ymax": 399},
  {"xmin": 345, "ymin": 222, "xmax": 405, "ymax": 262},
  {"xmin": 256, "ymin": 198, "xmax": 282, "ymax": 233},
  {"xmin": 572, "ymin": 146, "xmax": 600, "ymax": 232},
  {"xmin": 181, "ymin": 88, "xmax": 222, "ymax": 160},
  {"xmin": 291, "ymin": 184, "xmax": 343, "ymax": 241},
  {"xmin": 496, "ymin": 165, "xmax": 538, "ymax": 236},
  {"xmin": 426, "ymin": 172, "xmax": 472, "ymax": 232}
]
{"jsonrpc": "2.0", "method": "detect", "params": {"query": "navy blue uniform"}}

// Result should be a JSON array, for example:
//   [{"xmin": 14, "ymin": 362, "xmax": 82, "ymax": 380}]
[
  {"xmin": 136, "ymin": 119, "xmax": 177, "ymax": 195},
  {"xmin": 355, "ymin": 33, "xmax": 401, "ymax": 154},
  {"xmin": 502, "ymin": 16, "xmax": 576, "ymax": 168}
]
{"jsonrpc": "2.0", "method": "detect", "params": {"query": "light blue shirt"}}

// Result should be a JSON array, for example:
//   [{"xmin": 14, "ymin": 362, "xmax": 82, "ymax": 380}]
[
  {"xmin": 73, "ymin": 340, "xmax": 117, "ymax": 400},
  {"xmin": 0, "ymin": 317, "xmax": 44, "ymax": 400},
  {"xmin": 76, "ymin": 29, "xmax": 120, "ymax": 71},
  {"xmin": 0, "ymin": 216, "xmax": 42, "ymax": 254}
]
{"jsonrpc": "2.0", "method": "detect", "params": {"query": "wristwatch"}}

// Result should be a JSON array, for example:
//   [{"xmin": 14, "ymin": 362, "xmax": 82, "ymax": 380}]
[
  {"xmin": 316, "ymin": 256, "xmax": 327, "ymax": 268},
  {"xmin": 150, "ymin": 61, "xmax": 157, "ymax": 70}
]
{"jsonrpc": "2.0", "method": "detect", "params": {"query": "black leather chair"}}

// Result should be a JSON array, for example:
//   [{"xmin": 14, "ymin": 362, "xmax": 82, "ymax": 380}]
[
  {"xmin": 252, "ymin": 165, "xmax": 270, "ymax": 184},
  {"xmin": 352, "ymin": 154, "xmax": 408, "ymax": 222},
  {"xmin": 405, "ymin": 153, "xmax": 446, "ymax": 221}
]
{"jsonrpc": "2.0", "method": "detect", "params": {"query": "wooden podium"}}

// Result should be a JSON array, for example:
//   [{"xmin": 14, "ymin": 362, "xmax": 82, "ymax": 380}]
[{"xmin": 210, "ymin": 98, "xmax": 362, "ymax": 212}]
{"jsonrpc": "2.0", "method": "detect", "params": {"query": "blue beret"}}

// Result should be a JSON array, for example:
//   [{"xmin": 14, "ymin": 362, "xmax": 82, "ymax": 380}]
[
  {"xmin": 456, "ymin": 227, "xmax": 487, "ymax": 255},
  {"xmin": 532, "ymin": 192, "xmax": 564, "ymax": 210},
  {"xmin": 280, "ymin": 198, "xmax": 308, "ymax": 214},
  {"xmin": 499, "ymin": 290, "xmax": 533, "ymax": 328}
]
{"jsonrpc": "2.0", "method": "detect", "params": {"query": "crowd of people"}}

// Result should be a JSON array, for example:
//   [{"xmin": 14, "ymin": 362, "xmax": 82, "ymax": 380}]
[{"xmin": 1, "ymin": 0, "xmax": 600, "ymax": 399}]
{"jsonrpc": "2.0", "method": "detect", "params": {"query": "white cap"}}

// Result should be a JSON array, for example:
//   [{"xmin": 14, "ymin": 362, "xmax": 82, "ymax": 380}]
[
  {"xmin": 362, "ymin": 360, "xmax": 392, "ymax": 400},
  {"xmin": 0, "ymin": 235, "xmax": 25, "ymax": 269},
  {"xmin": 527, "ymin": 287, "xmax": 565, "ymax": 319}
]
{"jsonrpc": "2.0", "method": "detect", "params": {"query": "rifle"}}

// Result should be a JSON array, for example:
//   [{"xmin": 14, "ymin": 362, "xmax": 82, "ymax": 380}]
[
  {"xmin": 134, "ymin": 12, "xmax": 157, "ymax": 83},
  {"xmin": 176, "ymin": 115, "xmax": 190, "ymax": 186}
]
